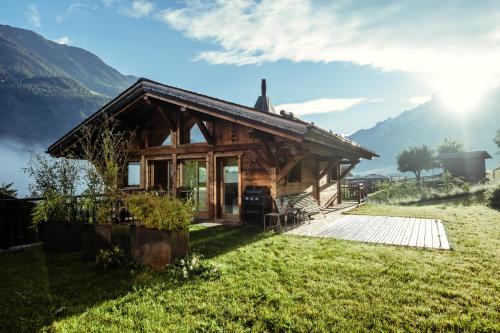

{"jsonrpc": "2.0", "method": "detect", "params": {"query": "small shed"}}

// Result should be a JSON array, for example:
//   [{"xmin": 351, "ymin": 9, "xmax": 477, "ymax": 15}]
[{"xmin": 435, "ymin": 151, "xmax": 492, "ymax": 182}]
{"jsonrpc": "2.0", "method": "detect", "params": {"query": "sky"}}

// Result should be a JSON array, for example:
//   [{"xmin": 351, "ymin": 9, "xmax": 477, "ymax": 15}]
[{"xmin": 1, "ymin": 0, "xmax": 500, "ymax": 195}]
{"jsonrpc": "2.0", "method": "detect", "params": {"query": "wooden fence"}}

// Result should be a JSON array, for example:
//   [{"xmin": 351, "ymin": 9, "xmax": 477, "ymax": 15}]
[{"xmin": 0, "ymin": 198, "xmax": 38, "ymax": 249}]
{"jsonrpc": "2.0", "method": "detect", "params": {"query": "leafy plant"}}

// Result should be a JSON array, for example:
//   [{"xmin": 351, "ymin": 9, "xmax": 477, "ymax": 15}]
[
  {"xmin": 77, "ymin": 116, "xmax": 136, "ymax": 224},
  {"xmin": 25, "ymin": 153, "xmax": 83, "ymax": 224},
  {"xmin": 0, "ymin": 182, "xmax": 17, "ymax": 197},
  {"xmin": 95, "ymin": 246, "xmax": 126, "ymax": 270},
  {"xmin": 127, "ymin": 192, "xmax": 193, "ymax": 231},
  {"xmin": 169, "ymin": 253, "xmax": 221, "ymax": 281}
]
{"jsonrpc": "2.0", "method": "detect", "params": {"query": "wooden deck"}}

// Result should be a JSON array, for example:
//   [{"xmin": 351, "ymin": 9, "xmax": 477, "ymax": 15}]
[{"xmin": 287, "ymin": 215, "xmax": 450, "ymax": 250}]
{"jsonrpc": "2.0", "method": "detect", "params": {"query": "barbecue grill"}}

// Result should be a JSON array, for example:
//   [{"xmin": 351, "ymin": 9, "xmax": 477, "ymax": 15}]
[{"xmin": 242, "ymin": 186, "xmax": 272, "ymax": 226}]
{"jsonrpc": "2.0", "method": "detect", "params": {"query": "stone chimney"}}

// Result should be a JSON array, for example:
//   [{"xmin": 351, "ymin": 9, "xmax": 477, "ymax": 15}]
[{"xmin": 254, "ymin": 79, "xmax": 276, "ymax": 113}]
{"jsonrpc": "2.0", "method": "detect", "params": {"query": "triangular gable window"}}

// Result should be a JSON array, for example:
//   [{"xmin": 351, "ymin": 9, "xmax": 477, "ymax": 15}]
[
  {"xmin": 189, "ymin": 123, "xmax": 207, "ymax": 143},
  {"xmin": 161, "ymin": 134, "xmax": 171, "ymax": 146}
]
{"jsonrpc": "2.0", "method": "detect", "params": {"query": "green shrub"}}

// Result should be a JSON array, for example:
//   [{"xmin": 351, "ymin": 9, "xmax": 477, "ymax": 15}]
[
  {"xmin": 486, "ymin": 186, "xmax": 500, "ymax": 209},
  {"xmin": 127, "ymin": 193, "xmax": 193, "ymax": 231},
  {"xmin": 95, "ymin": 246, "xmax": 126, "ymax": 270},
  {"xmin": 32, "ymin": 192, "xmax": 76, "ymax": 224}
]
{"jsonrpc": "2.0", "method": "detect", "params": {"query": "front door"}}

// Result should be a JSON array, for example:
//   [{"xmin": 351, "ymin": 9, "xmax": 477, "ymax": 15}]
[{"xmin": 219, "ymin": 157, "xmax": 239, "ymax": 219}]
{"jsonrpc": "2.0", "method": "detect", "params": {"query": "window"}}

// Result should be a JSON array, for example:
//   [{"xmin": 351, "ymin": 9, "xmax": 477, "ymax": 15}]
[
  {"xmin": 189, "ymin": 123, "xmax": 207, "ymax": 144},
  {"xmin": 127, "ymin": 162, "xmax": 141, "ymax": 186},
  {"xmin": 287, "ymin": 161, "xmax": 301, "ymax": 183}
]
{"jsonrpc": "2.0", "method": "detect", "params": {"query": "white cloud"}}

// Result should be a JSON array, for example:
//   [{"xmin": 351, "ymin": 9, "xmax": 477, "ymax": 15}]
[
  {"xmin": 102, "ymin": 0, "xmax": 116, "ymax": 7},
  {"xmin": 275, "ymin": 98, "xmax": 368, "ymax": 116},
  {"xmin": 408, "ymin": 96, "xmax": 431, "ymax": 105},
  {"xmin": 26, "ymin": 5, "xmax": 41, "ymax": 27},
  {"xmin": 55, "ymin": 36, "xmax": 72, "ymax": 45},
  {"xmin": 155, "ymin": 0, "xmax": 500, "ymax": 80},
  {"xmin": 121, "ymin": 0, "xmax": 154, "ymax": 18},
  {"xmin": 56, "ymin": 2, "xmax": 98, "ymax": 22}
]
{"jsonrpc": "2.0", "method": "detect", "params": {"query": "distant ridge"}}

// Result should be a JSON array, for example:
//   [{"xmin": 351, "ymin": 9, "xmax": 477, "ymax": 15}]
[
  {"xmin": 0, "ymin": 24, "xmax": 137, "ymax": 144},
  {"xmin": 348, "ymin": 91, "xmax": 500, "ymax": 174}
]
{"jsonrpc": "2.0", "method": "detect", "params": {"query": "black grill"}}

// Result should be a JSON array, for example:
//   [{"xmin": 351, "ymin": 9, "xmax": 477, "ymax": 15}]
[{"xmin": 242, "ymin": 186, "xmax": 272, "ymax": 226}]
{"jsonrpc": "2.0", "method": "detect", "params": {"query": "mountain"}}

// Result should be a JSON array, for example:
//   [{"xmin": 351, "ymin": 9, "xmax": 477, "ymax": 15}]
[
  {"xmin": 349, "ymin": 90, "xmax": 500, "ymax": 175},
  {"xmin": 0, "ymin": 24, "xmax": 136, "ymax": 144}
]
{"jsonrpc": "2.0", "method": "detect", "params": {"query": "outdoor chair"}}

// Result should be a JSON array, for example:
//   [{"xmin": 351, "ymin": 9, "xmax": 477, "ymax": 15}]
[{"xmin": 264, "ymin": 197, "xmax": 289, "ymax": 231}]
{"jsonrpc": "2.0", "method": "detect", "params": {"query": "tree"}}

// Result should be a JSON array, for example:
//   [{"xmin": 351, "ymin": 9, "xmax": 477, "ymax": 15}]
[
  {"xmin": 0, "ymin": 182, "xmax": 17, "ymax": 197},
  {"xmin": 437, "ymin": 138, "xmax": 465, "ymax": 154},
  {"xmin": 494, "ymin": 130, "xmax": 500, "ymax": 152},
  {"xmin": 397, "ymin": 145, "xmax": 435, "ymax": 184}
]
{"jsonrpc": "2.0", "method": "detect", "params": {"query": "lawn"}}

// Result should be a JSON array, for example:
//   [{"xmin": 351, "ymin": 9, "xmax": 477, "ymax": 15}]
[{"xmin": 1, "ymin": 202, "xmax": 499, "ymax": 332}]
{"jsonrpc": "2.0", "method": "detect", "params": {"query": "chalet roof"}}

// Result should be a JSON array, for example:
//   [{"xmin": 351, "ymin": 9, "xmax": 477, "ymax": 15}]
[
  {"xmin": 435, "ymin": 151, "xmax": 492, "ymax": 160},
  {"xmin": 47, "ymin": 78, "xmax": 378, "ymax": 159}
]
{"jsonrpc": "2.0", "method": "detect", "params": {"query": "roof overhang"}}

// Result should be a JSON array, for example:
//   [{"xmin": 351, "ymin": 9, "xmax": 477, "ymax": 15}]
[{"xmin": 47, "ymin": 78, "xmax": 378, "ymax": 161}]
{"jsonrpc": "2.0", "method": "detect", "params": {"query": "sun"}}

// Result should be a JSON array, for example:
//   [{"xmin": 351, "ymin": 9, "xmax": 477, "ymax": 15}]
[{"xmin": 432, "ymin": 74, "xmax": 491, "ymax": 114}]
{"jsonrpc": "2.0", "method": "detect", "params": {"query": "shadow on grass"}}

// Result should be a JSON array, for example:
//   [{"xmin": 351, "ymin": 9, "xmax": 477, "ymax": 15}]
[
  {"xmin": 0, "ymin": 226, "xmax": 269, "ymax": 332},
  {"xmin": 0, "ymin": 248, "xmax": 136, "ymax": 332},
  {"xmin": 189, "ymin": 225, "xmax": 271, "ymax": 258}
]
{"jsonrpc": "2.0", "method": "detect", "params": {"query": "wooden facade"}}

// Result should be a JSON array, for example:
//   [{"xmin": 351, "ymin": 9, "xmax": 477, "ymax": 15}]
[{"xmin": 48, "ymin": 79, "xmax": 378, "ymax": 222}]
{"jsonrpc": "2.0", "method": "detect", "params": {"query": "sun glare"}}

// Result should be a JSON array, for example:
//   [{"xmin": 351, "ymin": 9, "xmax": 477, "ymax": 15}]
[{"xmin": 432, "ymin": 74, "xmax": 491, "ymax": 115}]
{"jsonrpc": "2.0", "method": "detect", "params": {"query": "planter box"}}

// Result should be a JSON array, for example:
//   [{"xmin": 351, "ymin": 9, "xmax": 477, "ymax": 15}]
[
  {"xmin": 82, "ymin": 224, "xmax": 131, "ymax": 260},
  {"xmin": 133, "ymin": 227, "xmax": 189, "ymax": 271},
  {"xmin": 41, "ymin": 221, "xmax": 83, "ymax": 253}
]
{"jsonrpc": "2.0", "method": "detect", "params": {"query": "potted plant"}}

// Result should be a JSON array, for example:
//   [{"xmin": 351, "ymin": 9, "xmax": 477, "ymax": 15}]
[
  {"xmin": 78, "ymin": 117, "xmax": 136, "ymax": 260},
  {"xmin": 128, "ymin": 192, "xmax": 192, "ymax": 271},
  {"xmin": 27, "ymin": 154, "xmax": 84, "ymax": 253},
  {"xmin": 81, "ymin": 201, "xmax": 132, "ymax": 260}
]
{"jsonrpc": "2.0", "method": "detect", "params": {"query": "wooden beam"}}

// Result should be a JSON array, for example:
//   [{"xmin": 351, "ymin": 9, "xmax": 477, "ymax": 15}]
[
  {"xmin": 319, "ymin": 157, "xmax": 342, "ymax": 179},
  {"xmin": 196, "ymin": 119, "xmax": 213, "ymax": 145},
  {"xmin": 258, "ymin": 138, "xmax": 277, "ymax": 166},
  {"xmin": 335, "ymin": 160, "xmax": 360, "ymax": 180},
  {"xmin": 251, "ymin": 150, "xmax": 272, "ymax": 174},
  {"xmin": 276, "ymin": 154, "xmax": 304, "ymax": 183},
  {"xmin": 156, "ymin": 106, "xmax": 176, "ymax": 129}
]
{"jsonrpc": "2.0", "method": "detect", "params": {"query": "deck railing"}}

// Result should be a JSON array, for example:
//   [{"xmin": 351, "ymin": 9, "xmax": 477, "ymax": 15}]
[{"xmin": 341, "ymin": 184, "xmax": 367, "ymax": 204}]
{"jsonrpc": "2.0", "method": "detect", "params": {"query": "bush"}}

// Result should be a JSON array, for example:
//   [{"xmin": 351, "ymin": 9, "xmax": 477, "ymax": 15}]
[
  {"xmin": 127, "ymin": 193, "xmax": 193, "ymax": 231},
  {"xmin": 486, "ymin": 186, "xmax": 500, "ymax": 209},
  {"xmin": 95, "ymin": 246, "xmax": 126, "ymax": 270}
]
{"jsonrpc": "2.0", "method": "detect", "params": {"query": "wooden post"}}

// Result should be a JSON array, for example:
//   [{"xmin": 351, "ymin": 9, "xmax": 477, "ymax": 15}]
[
  {"xmin": 357, "ymin": 184, "xmax": 361, "ymax": 204},
  {"xmin": 337, "ymin": 164, "xmax": 342, "ymax": 204},
  {"xmin": 172, "ymin": 153, "xmax": 177, "ymax": 198},
  {"xmin": 207, "ymin": 151, "xmax": 214, "ymax": 220}
]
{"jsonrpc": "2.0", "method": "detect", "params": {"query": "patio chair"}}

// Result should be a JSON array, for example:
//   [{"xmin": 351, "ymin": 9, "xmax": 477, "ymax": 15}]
[{"xmin": 264, "ymin": 197, "xmax": 289, "ymax": 231}]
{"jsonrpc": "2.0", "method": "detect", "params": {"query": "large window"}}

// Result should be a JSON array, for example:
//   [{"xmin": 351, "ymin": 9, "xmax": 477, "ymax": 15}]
[{"xmin": 127, "ymin": 162, "xmax": 141, "ymax": 187}]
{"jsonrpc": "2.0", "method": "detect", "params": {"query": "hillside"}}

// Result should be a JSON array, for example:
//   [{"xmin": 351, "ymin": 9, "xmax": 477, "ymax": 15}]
[
  {"xmin": 349, "ymin": 90, "xmax": 500, "ymax": 174},
  {"xmin": 0, "ymin": 24, "xmax": 136, "ymax": 144}
]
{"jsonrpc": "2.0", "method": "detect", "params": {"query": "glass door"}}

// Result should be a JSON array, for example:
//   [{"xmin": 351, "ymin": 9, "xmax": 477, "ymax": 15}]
[
  {"xmin": 180, "ymin": 160, "xmax": 207, "ymax": 212},
  {"xmin": 222, "ymin": 158, "xmax": 239, "ymax": 216},
  {"xmin": 148, "ymin": 160, "xmax": 173, "ymax": 194}
]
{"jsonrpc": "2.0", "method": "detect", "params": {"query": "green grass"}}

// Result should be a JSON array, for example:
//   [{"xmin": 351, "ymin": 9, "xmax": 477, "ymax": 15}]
[{"xmin": 1, "ymin": 202, "xmax": 499, "ymax": 332}]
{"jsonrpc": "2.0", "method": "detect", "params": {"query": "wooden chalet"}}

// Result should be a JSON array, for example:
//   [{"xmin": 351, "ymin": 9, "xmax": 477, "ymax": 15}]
[{"xmin": 48, "ymin": 78, "xmax": 378, "ymax": 222}]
